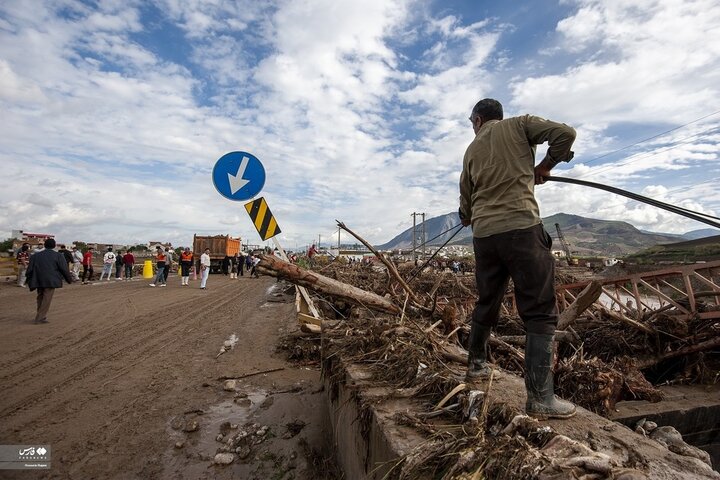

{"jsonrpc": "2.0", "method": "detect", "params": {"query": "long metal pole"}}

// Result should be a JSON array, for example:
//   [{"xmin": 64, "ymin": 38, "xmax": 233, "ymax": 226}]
[
  {"xmin": 421, "ymin": 212, "xmax": 426, "ymax": 261},
  {"xmin": 412, "ymin": 212, "xmax": 417, "ymax": 265}
]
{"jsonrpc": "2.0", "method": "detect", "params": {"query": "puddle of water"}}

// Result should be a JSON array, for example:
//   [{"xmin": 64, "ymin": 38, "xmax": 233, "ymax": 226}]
[{"xmin": 161, "ymin": 388, "xmax": 267, "ymax": 479}]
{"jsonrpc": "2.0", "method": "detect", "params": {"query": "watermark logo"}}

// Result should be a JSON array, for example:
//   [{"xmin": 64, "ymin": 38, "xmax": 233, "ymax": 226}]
[{"xmin": 0, "ymin": 445, "xmax": 51, "ymax": 470}]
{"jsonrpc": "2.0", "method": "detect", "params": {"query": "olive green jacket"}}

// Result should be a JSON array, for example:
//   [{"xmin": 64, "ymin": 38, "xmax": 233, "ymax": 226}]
[{"xmin": 459, "ymin": 115, "xmax": 575, "ymax": 238}]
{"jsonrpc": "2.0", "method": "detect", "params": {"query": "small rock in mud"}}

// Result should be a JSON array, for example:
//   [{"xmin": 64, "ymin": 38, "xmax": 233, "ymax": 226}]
[
  {"xmin": 216, "ymin": 434, "xmax": 224, "ymax": 442},
  {"xmin": 174, "ymin": 441, "xmax": 185, "ymax": 449},
  {"xmin": 234, "ymin": 397, "xmax": 251, "ymax": 407},
  {"xmin": 219, "ymin": 421, "xmax": 233, "ymax": 435},
  {"xmin": 183, "ymin": 420, "xmax": 199, "ymax": 432},
  {"xmin": 223, "ymin": 380, "xmax": 237, "ymax": 391},
  {"xmin": 170, "ymin": 416, "xmax": 185, "ymax": 430},
  {"xmin": 236, "ymin": 445, "xmax": 252, "ymax": 459},
  {"xmin": 213, "ymin": 453, "xmax": 235, "ymax": 465},
  {"xmin": 283, "ymin": 419, "xmax": 306, "ymax": 439},
  {"xmin": 259, "ymin": 396, "xmax": 274, "ymax": 409}
]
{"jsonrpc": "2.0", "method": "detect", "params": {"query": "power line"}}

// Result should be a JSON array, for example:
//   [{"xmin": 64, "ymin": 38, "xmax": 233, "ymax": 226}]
[
  {"xmin": 572, "ymin": 126, "xmax": 720, "ymax": 180},
  {"xmin": 579, "ymin": 109, "xmax": 720, "ymax": 167}
]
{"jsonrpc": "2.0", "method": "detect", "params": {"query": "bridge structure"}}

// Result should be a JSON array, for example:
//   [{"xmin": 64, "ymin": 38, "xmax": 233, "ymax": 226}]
[{"xmin": 556, "ymin": 260, "xmax": 720, "ymax": 321}]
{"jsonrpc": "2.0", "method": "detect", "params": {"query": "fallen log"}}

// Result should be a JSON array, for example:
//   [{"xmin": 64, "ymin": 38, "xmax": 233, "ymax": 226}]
[
  {"xmin": 257, "ymin": 255, "xmax": 400, "ymax": 315},
  {"xmin": 635, "ymin": 335, "xmax": 720, "ymax": 369},
  {"xmin": 556, "ymin": 281, "xmax": 602, "ymax": 330}
]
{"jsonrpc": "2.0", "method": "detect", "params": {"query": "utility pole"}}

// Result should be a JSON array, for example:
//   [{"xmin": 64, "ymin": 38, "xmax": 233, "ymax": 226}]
[
  {"xmin": 318, "ymin": 234, "xmax": 321, "ymax": 250},
  {"xmin": 421, "ymin": 212, "xmax": 426, "ymax": 262},
  {"xmin": 337, "ymin": 228, "xmax": 341, "ymax": 250},
  {"xmin": 411, "ymin": 213, "xmax": 418, "ymax": 265}
]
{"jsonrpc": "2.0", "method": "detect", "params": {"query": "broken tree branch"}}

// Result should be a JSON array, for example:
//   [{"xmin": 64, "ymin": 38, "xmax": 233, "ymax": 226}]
[
  {"xmin": 557, "ymin": 281, "xmax": 603, "ymax": 330},
  {"xmin": 218, "ymin": 367, "xmax": 285, "ymax": 380},
  {"xmin": 257, "ymin": 255, "xmax": 400, "ymax": 315},
  {"xmin": 635, "ymin": 336, "xmax": 720, "ymax": 369},
  {"xmin": 336, "ymin": 220, "xmax": 423, "ymax": 306}
]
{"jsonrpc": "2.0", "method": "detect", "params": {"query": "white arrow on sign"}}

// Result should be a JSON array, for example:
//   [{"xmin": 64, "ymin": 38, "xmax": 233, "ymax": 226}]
[{"xmin": 228, "ymin": 156, "xmax": 250, "ymax": 194}]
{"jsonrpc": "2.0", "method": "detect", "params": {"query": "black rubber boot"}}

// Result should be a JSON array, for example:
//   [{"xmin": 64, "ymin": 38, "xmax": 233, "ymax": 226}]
[
  {"xmin": 466, "ymin": 324, "xmax": 492, "ymax": 380},
  {"xmin": 525, "ymin": 333, "xmax": 576, "ymax": 419}
]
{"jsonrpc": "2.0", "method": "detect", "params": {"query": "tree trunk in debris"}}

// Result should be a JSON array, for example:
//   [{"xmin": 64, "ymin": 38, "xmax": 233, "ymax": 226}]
[
  {"xmin": 557, "ymin": 281, "xmax": 603, "ymax": 330},
  {"xmin": 256, "ymin": 255, "xmax": 400, "ymax": 315},
  {"xmin": 635, "ymin": 336, "xmax": 720, "ymax": 369}
]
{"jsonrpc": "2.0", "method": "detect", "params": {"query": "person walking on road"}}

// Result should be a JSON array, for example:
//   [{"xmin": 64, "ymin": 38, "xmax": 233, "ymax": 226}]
[
  {"xmin": 199, "ymin": 248, "xmax": 211, "ymax": 289},
  {"xmin": 149, "ymin": 246, "xmax": 167, "ymax": 287},
  {"xmin": 99, "ymin": 247, "xmax": 116, "ymax": 281},
  {"xmin": 244, "ymin": 254, "xmax": 252, "ymax": 274},
  {"xmin": 123, "ymin": 250, "xmax": 135, "ymax": 280},
  {"xmin": 81, "ymin": 247, "xmax": 94, "ymax": 284},
  {"xmin": 16, "ymin": 243, "xmax": 30, "ymax": 287},
  {"xmin": 459, "ymin": 98, "xmax": 577, "ymax": 419},
  {"xmin": 25, "ymin": 238, "xmax": 73, "ymax": 324},
  {"xmin": 179, "ymin": 247, "xmax": 193, "ymax": 285},
  {"xmin": 71, "ymin": 245, "xmax": 83, "ymax": 281}
]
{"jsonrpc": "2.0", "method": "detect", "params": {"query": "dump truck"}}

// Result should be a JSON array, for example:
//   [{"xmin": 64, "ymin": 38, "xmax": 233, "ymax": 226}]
[{"xmin": 193, "ymin": 234, "xmax": 242, "ymax": 273}]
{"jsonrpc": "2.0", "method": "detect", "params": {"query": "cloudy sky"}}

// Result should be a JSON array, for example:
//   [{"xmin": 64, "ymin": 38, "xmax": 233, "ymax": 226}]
[{"xmin": 2, "ymin": 0, "xmax": 719, "ymax": 250}]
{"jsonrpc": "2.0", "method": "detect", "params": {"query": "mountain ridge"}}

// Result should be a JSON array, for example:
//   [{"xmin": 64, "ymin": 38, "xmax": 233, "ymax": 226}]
[{"xmin": 377, "ymin": 212, "xmax": 720, "ymax": 257}]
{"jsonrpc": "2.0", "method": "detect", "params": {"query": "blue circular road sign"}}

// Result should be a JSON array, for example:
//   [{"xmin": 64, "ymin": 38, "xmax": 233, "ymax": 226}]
[{"xmin": 212, "ymin": 151, "xmax": 266, "ymax": 201}]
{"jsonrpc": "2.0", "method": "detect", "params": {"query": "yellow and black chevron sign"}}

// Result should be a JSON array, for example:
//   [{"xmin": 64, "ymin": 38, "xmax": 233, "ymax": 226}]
[{"xmin": 244, "ymin": 197, "xmax": 281, "ymax": 241}]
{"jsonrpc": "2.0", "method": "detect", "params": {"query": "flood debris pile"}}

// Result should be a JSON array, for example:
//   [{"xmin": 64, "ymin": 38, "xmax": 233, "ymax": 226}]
[{"xmin": 256, "ymin": 223, "xmax": 719, "ymax": 478}]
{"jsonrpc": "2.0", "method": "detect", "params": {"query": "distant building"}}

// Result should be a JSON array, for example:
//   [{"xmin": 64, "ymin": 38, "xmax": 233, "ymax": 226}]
[
  {"xmin": 11, "ymin": 230, "xmax": 55, "ymax": 252},
  {"xmin": 148, "ymin": 241, "xmax": 173, "ymax": 251}
]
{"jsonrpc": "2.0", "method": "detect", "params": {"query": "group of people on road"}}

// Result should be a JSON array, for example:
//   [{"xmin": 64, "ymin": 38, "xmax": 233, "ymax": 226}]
[
  {"xmin": 221, "ymin": 252, "xmax": 261, "ymax": 279},
  {"xmin": 97, "ymin": 247, "xmax": 136, "ymax": 282},
  {"xmin": 16, "ymin": 243, "xmax": 136, "ymax": 286}
]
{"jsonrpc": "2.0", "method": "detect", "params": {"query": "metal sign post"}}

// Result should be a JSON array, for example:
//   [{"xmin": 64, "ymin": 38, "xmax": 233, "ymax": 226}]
[{"xmin": 212, "ymin": 151, "xmax": 320, "ymax": 321}]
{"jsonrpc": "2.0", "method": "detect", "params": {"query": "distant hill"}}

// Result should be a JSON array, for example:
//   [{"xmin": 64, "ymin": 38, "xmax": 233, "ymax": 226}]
[
  {"xmin": 682, "ymin": 228, "xmax": 720, "ymax": 240},
  {"xmin": 377, "ymin": 212, "xmax": 709, "ymax": 257}
]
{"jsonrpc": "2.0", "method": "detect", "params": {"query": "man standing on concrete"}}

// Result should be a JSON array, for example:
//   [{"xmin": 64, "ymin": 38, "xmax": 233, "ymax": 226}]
[
  {"xmin": 25, "ymin": 238, "xmax": 73, "ymax": 324},
  {"xmin": 71, "ymin": 245, "xmax": 83, "ymax": 281},
  {"xmin": 99, "ymin": 247, "xmax": 116, "ymax": 281},
  {"xmin": 199, "ymin": 248, "xmax": 211, "ymax": 289},
  {"xmin": 459, "ymin": 98, "xmax": 576, "ymax": 419}
]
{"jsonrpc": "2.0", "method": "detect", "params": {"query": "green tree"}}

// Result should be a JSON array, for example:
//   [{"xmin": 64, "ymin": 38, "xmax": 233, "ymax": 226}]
[
  {"xmin": 0, "ymin": 238, "xmax": 14, "ymax": 253},
  {"xmin": 74, "ymin": 241, "xmax": 88, "ymax": 252}
]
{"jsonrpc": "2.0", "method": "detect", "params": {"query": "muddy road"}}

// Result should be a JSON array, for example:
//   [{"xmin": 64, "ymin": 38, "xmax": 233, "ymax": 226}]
[{"xmin": 0, "ymin": 274, "xmax": 329, "ymax": 479}]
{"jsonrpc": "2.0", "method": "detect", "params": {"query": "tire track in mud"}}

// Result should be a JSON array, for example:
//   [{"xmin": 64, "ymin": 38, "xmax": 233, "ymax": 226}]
[
  {"xmin": 0, "ymin": 284, "xmax": 157, "ymax": 372},
  {"xmin": 0, "ymin": 282, "xmax": 233, "ymax": 381},
  {"xmin": 0, "ymin": 280, "xmax": 266, "ymax": 421}
]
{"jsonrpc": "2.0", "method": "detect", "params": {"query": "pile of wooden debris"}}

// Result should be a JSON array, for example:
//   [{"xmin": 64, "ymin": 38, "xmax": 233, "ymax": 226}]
[{"xmin": 258, "ymin": 221, "xmax": 720, "ymax": 479}]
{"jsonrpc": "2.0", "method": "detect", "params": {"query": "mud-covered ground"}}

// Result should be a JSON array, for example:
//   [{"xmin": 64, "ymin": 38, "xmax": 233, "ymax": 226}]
[{"xmin": 0, "ymin": 274, "xmax": 332, "ymax": 479}]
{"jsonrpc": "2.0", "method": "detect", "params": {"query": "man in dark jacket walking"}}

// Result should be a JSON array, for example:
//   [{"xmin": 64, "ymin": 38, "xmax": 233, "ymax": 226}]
[{"xmin": 26, "ymin": 238, "xmax": 74, "ymax": 324}]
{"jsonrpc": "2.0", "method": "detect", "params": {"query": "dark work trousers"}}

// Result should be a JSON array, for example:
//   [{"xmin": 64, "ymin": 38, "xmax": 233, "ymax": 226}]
[
  {"xmin": 35, "ymin": 287, "xmax": 55, "ymax": 322},
  {"xmin": 82, "ymin": 265, "xmax": 93, "ymax": 282},
  {"xmin": 471, "ymin": 223, "xmax": 557, "ymax": 336},
  {"xmin": 163, "ymin": 263, "xmax": 171, "ymax": 282},
  {"xmin": 180, "ymin": 261, "xmax": 191, "ymax": 277}
]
